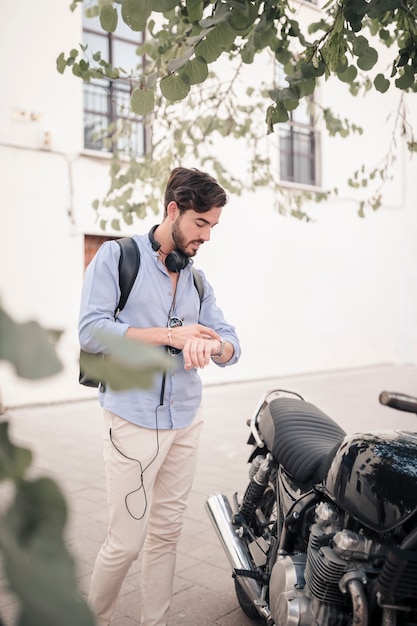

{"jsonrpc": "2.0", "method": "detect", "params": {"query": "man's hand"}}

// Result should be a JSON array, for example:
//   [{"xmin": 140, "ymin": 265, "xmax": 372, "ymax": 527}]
[
  {"xmin": 127, "ymin": 323, "xmax": 229, "ymax": 370},
  {"xmin": 182, "ymin": 337, "xmax": 223, "ymax": 370},
  {"xmin": 167, "ymin": 324, "xmax": 221, "ymax": 370}
]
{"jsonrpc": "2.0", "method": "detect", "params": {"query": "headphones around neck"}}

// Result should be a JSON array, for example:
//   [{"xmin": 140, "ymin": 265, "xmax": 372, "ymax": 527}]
[{"xmin": 149, "ymin": 225, "xmax": 189, "ymax": 273}]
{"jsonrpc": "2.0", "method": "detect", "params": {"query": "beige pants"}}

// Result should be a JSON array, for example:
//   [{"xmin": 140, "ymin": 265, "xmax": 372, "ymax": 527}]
[{"xmin": 88, "ymin": 409, "xmax": 204, "ymax": 626}]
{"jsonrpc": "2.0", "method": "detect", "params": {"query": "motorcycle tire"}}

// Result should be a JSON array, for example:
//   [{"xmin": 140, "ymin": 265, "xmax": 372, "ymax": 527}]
[{"xmin": 234, "ymin": 578, "xmax": 265, "ymax": 623}]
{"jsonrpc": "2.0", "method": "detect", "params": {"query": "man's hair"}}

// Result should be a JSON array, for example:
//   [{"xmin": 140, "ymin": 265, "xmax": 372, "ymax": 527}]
[{"xmin": 164, "ymin": 167, "xmax": 227, "ymax": 216}]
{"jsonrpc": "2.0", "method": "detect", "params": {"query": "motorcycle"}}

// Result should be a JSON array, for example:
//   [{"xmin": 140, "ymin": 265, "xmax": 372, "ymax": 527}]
[{"xmin": 206, "ymin": 388, "xmax": 417, "ymax": 626}]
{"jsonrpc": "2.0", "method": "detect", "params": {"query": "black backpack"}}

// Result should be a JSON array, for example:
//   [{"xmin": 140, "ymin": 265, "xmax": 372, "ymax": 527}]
[{"xmin": 79, "ymin": 237, "xmax": 204, "ymax": 387}]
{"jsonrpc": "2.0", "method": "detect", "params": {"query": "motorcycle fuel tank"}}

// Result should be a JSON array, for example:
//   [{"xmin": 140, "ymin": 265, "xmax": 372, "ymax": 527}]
[{"xmin": 323, "ymin": 431, "xmax": 417, "ymax": 532}]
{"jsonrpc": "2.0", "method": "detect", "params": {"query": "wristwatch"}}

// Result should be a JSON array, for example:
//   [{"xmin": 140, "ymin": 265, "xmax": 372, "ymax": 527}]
[{"xmin": 212, "ymin": 337, "xmax": 226, "ymax": 358}]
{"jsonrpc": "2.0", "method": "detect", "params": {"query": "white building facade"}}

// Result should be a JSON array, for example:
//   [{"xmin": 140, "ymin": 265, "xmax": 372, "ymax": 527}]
[{"xmin": 1, "ymin": 0, "xmax": 416, "ymax": 406}]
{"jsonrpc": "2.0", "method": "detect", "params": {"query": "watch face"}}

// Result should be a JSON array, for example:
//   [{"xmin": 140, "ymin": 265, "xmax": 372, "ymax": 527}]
[
  {"xmin": 168, "ymin": 316, "xmax": 183, "ymax": 329},
  {"xmin": 167, "ymin": 316, "xmax": 183, "ymax": 355}
]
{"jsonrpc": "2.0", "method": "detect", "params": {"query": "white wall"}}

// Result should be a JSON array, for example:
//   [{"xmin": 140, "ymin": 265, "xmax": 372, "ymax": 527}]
[{"xmin": 1, "ymin": 1, "xmax": 416, "ymax": 405}]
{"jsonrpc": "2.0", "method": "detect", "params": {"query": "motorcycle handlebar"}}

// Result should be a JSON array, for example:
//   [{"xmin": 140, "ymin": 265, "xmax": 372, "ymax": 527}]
[{"xmin": 379, "ymin": 390, "xmax": 417, "ymax": 414}]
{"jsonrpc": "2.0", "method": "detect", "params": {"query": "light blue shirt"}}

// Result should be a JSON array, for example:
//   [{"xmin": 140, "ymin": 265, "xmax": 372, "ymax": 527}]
[{"xmin": 79, "ymin": 232, "xmax": 241, "ymax": 430}]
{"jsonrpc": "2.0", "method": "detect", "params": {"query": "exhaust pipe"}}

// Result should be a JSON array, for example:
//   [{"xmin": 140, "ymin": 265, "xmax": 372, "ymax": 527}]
[{"xmin": 206, "ymin": 493, "xmax": 267, "ymax": 615}]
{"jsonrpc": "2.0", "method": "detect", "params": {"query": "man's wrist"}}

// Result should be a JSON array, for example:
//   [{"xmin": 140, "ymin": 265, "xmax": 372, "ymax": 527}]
[{"xmin": 212, "ymin": 338, "xmax": 226, "ymax": 358}]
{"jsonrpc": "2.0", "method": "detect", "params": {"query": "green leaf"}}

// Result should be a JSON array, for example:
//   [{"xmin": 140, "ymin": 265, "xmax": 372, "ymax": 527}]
[
  {"xmin": 379, "ymin": 28, "xmax": 392, "ymax": 41},
  {"xmin": 152, "ymin": 0, "xmax": 179, "ymax": 10},
  {"xmin": 0, "ymin": 476, "xmax": 95, "ymax": 626},
  {"xmin": 300, "ymin": 61, "xmax": 323, "ymax": 79},
  {"xmin": 100, "ymin": 4, "xmax": 118, "ymax": 33},
  {"xmin": 374, "ymin": 73, "xmax": 390, "ymax": 93},
  {"xmin": 265, "ymin": 102, "xmax": 289, "ymax": 133},
  {"xmin": 122, "ymin": 0, "xmax": 152, "ymax": 31},
  {"xmin": 241, "ymin": 39, "xmax": 256, "ymax": 63},
  {"xmin": 398, "ymin": 51, "xmax": 410, "ymax": 68},
  {"xmin": 253, "ymin": 23, "xmax": 278, "ymax": 50},
  {"xmin": 72, "ymin": 63, "xmax": 81, "ymax": 77},
  {"xmin": 195, "ymin": 31, "xmax": 224, "ymax": 63},
  {"xmin": 0, "ymin": 306, "xmax": 62, "ymax": 379},
  {"xmin": 298, "ymin": 78, "xmax": 316, "ymax": 97},
  {"xmin": 352, "ymin": 35, "xmax": 370, "ymax": 57},
  {"xmin": 275, "ymin": 47, "xmax": 291, "ymax": 65},
  {"xmin": 213, "ymin": 21, "xmax": 236, "ymax": 48},
  {"xmin": 5, "ymin": 477, "xmax": 68, "ymax": 541},
  {"xmin": 160, "ymin": 74, "xmax": 190, "ymax": 101},
  {"xmin": 79, "ymin": 331, "xmax": 171, "ymax": 392},
  {"xmin": 229, "ymin": 2, "xmax": 258, "ymax": 31},
  {"xmin": 346, "ymin": 0, "xmax": 370, "ymax": 17},
  {"xmin": 146, "ymin": 72, "xmax": 158, "ymax": 89},
  {"xmin": 167, "ymin": 47, "xmax": 194, "ymax": 73},
  {"xmin": 56, "ymin": 53, "xmax": 67, "ymax": 74},
  {"xmin": 278, "ymin": 86, "xmax": 299, "ymax": 103},
  {"xmin": 337, "ymin": 64, "xmax": 358, "ymax": 83},
  {"xmin": 0, "ymin": 422, "xmax": 32, "ymax": 482},
  {"xmin": 369, "ymin": 0, "xmax": 403, "ymax": 11},
  {"xmin": 84, "ymin": 5, "xmax": 99, "ymax": 18},
  {"xmin": 199, "ymin": 1, "xmax": 230, "ymax": 27},
  {"xmin": 104, "ymin": 65, "xmax": 120, "ymax": 79},
  {"xmin": 357, "ymin": 46, "xmax": 378, "ymax": 70},
  {"xmin": 182, "ymin": 56, "xmax": 208, "ymax": 85},
  {"xmin": 122, "ymin": 210, "xmax": 134, "ymax": 225},
  {"xmin": 186, "ymin": 0, "xmax": 203, "ymax": 23},
  {"xmin": 395, "ymin": 66, "xmax": 415, "ymax": 90},
  {"xmin": 130, "ymin": 88, "xmax": 155, "ymax": 115}
]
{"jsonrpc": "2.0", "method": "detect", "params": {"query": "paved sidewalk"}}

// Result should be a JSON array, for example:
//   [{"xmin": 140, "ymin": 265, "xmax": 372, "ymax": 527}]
[{"xmin": 0, "ymin": 363, "xmax": 416, "ymax": 625}]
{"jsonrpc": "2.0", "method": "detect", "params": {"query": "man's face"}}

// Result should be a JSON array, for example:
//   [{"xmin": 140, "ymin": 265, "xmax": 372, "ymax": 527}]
[{"xmin": 171, "ymin": 206, "xmax": 222, "ymax": 257}]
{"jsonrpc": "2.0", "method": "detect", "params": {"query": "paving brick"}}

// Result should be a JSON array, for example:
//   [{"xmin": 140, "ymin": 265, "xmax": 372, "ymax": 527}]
[{"xmin": 1, "ymin": 364, "xmax": 416, "ymax": 625}]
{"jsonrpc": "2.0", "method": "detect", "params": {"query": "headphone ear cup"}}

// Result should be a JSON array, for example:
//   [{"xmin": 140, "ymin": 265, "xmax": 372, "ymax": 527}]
[
  {"xmin": 165, "ymin": 250, "xmax": 188, "ymax": 273},
  {"xmin": 148, "ymin": 225, "xmax": 161, "ymax": 251},
  {"xmin": 148, "ymin": 226, "xmax": 188, "ymax": 272}
]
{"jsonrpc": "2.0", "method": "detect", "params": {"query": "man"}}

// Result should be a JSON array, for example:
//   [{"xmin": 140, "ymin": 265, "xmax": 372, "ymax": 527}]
[{"xmin": 79, "ymin": 167, "xmax": 241, "ymax": 626}]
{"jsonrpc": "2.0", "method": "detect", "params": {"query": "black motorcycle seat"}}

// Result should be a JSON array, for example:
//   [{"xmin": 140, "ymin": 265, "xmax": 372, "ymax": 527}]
[{"xmin": 260, "ymin": 397, "xmax": 346, "ymax": 484}]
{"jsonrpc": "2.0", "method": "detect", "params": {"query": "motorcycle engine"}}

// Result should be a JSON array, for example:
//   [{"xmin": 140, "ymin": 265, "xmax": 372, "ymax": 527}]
[
  {"xmin": 269, "ymin": 553, "xmax": 312, "ymax": 626},
  {"xmin": 269, "ymin": 502, "xmax": 351, "ymax": 626}
]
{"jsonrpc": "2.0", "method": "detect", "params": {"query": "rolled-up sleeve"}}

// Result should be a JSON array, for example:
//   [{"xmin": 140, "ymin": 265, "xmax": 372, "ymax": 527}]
[{"xmin": 196, "ymin": 269, "xmax": 241, "ymax": 367}]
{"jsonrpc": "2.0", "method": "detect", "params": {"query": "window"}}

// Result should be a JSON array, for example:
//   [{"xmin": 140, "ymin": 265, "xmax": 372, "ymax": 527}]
[
  {"xmin": 279, "ymin": 98, "xmax": 318, "ymax": 186},
  {"xmin": 275, "ymin": 64, "xmax": 319, "ymax": 187},
  {"xmin": 82, "ymin": 12, "xmax": 146, "ymax": 156}
]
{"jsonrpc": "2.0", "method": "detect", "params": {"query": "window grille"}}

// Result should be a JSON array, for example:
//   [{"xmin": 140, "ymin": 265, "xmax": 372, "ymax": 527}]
[
  {"xmin": 276, "ymin": 64, "xmax": 319, "ymax": 187},
  {"xmin": 279, "ymin": 98, "xmax": 318, "ymax": 186},
  {"xmin": 82, "ymin": 11, "xmax": 146, "ymax": 156}
]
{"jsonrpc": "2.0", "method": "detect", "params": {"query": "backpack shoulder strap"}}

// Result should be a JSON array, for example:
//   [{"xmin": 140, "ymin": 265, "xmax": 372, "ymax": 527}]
[
  {"xmin": 192, "ymin": 267, "xmax": 204, "ymax": 309},
  {"xmin": 114, "ymin": 239, "xmax": 201, "ymax": 315},
  {"xmin": 115, "ymin": 237, "xmax": 140, "ymax": 315}
]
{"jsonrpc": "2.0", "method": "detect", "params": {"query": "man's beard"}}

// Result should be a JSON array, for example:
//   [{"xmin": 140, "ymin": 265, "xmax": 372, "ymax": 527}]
[{"xmin": 172, "ymin": 216, "xmax": 201, "ymax": 258}]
